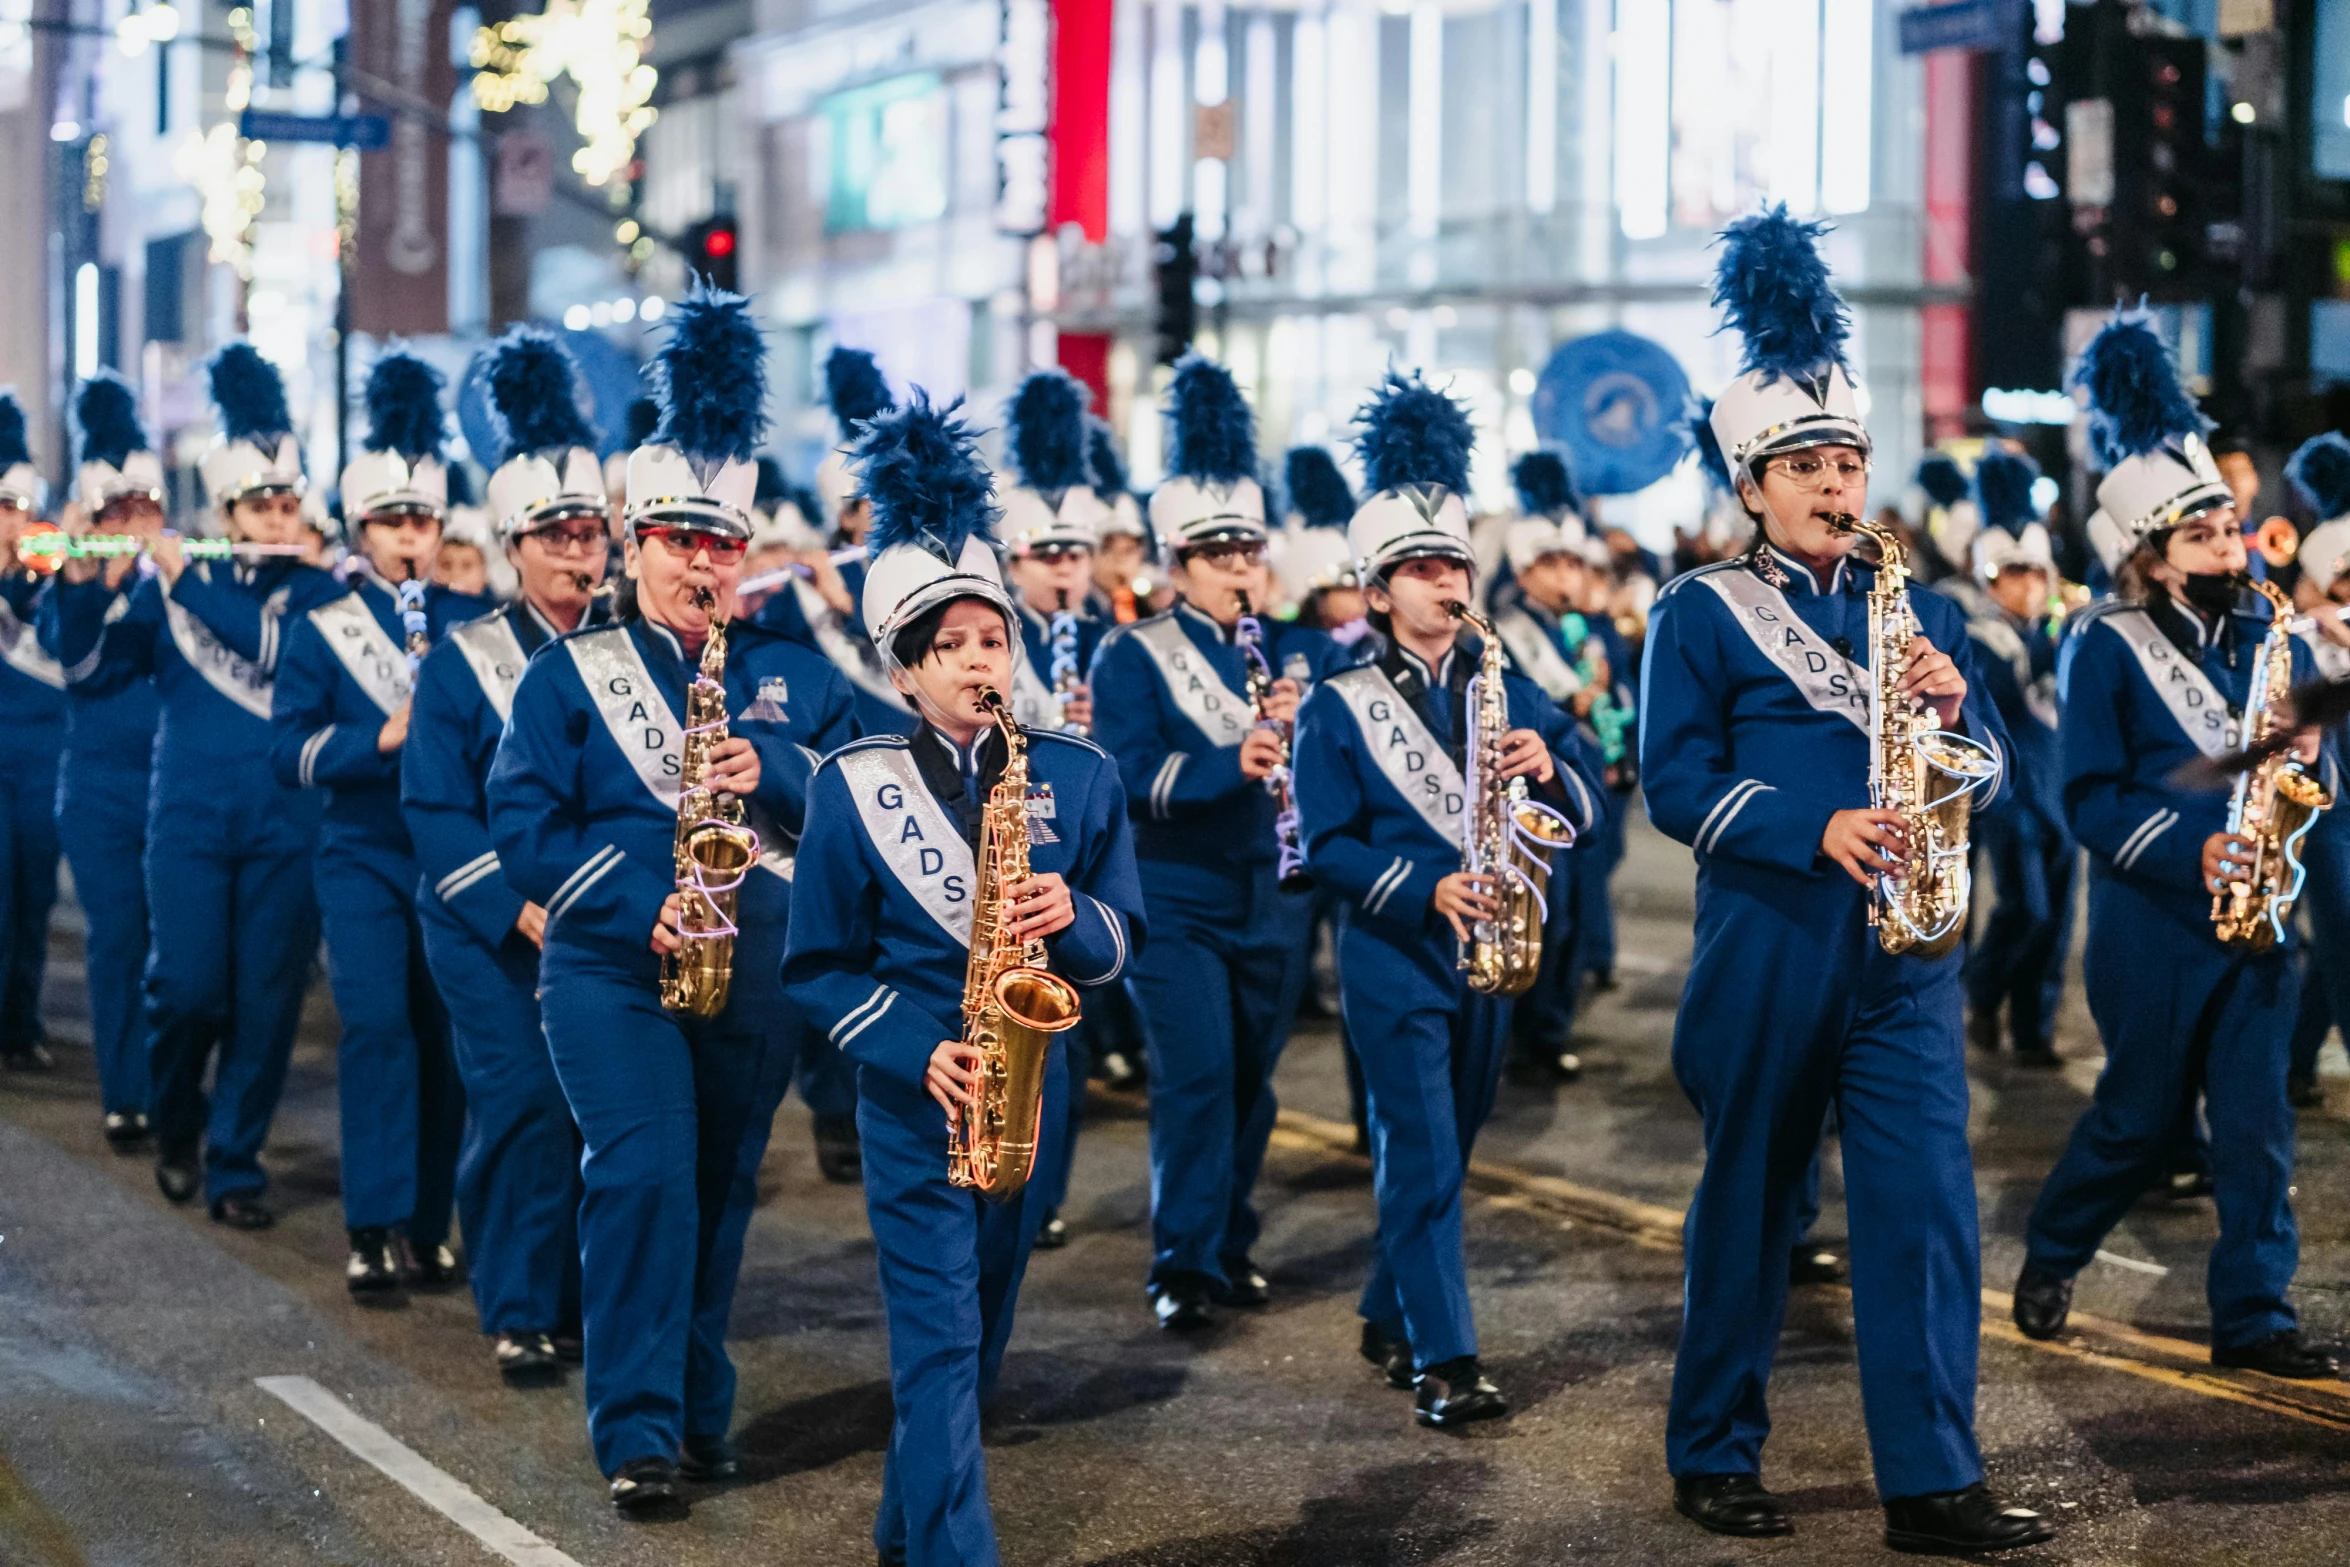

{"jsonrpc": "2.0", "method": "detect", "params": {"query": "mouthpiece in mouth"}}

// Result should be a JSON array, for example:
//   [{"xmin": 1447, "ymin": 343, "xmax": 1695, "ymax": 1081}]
[{"xmin": 1824, "ymin": 513, "xmax": 1862, "ymax": 532}]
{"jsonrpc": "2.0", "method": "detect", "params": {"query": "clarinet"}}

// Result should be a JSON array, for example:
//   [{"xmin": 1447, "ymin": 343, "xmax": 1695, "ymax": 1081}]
[
  {"xmin": 397, "ymin": 570, "xmax": 430, "ymax": 677},
  {"xmin": 1233, "ymin": 591, "xmax": 1314, "ymax": 893},
  {"xmin": 1050, "ymin": 589, "xmax": 1085, "ymax": 735}
]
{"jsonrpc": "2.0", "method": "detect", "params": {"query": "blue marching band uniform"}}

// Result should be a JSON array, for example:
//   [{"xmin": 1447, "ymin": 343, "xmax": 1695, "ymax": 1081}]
[{"xmin": 0, "ymin": 395, "xmax": 70, "ymax": 1078}]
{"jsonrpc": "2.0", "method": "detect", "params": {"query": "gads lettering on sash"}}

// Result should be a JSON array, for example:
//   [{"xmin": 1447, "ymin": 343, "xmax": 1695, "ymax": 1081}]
[
  {"xmin": 1366, "ymin": 696, "xmax": 1465, "ymax": 817},
  {"xmin": 606, "ymin": 673, "xmax": 679, "ymax": 774},
  {"xmin": 873, "ymin": 780, "xmax": 969, "ymax": 903}
]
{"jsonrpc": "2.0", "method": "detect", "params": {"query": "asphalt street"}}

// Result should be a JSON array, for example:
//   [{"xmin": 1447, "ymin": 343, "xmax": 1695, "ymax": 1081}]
[{"xmin": 8, "ymin": 809, "xmax": 2350, "ymax": 1566}]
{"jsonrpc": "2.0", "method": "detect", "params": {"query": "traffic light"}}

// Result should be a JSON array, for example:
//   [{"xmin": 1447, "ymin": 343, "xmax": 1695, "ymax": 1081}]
[
  {"xmin": 682, "ymin": 215, "xmax": 740, "ymax": 293},
  {"xmin": 1154, "ymin": 213, "xmax": 1197, "ymax": 367},
  {"xmin": 2108, "ymin": 37, "xmax": 2211, "ymax": 296}
]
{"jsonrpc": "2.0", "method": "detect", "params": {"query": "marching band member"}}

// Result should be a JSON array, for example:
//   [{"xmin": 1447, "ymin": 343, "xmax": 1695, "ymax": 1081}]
[
  {"xmin": 781, "ymin": 390, "xmax": 1143, "ymax": 1567},
  {"xmin": 1290, "ymin": 370, "xmax": 1605, "ymax": 1426},
  {"xmin": 487, "ymin": 284, "xmax": 857, "ymax": 1514},
  {"xmin": 1277, "ymin": 445, "xmax": 1367, "ymax": 635},
  {"xmin": 1914, "ymin": 452, "xmax": 1975, "ymax": 586},
  {"xmin": 1955, "ymin": 451, "xmax": 2071, "ymax": 1068},
  {"xmin": 1088, "ymin": 417, "xmax": 1159, "ymax": 624},
  {"xmin": 49, "ymin": 376, "xmax": 163, "ymax": 1142},
  {"xmin": 45, "ymin": 345, "xmax": 343, "ymax": 1227},
  {"xmin": 274, "ymin": 351, "xmax": 494, "ymax": 1297},
  {"xmin": 1639, "ymin": 211, "xmax": 2042, "ymax": 1550},
  {"xmin": 1091, "ymin": 353, "xmax": 1335, "ymax": 1331},
  {"xmin": 0, "ymin": 392, "xmax": 67, "ymax": 1075},
  {"xmin": 818, "ymin": 346, "xmax": 894, "ymax": 555},
  {"xmin": 2283, "ymin": 434, "xmax": 2350, "ymax": 1106},
  {"xmin": 998, "ymin": 369, "xmax": 1110, "ymax": 736},
  {"xmin": 784, "ymin": 349, "xmax": 915, "ymax": 737},
  {"xmin": 402, "ymin": 328, "xmax": 602, "ymax": 1380}
]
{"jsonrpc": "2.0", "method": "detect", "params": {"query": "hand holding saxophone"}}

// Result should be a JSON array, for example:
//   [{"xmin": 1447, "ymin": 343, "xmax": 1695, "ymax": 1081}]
[
  {"xmin": 999, "ymin": 872, "xmax": 1076, "ymax": 942},
  {"xmin": 1823, "ymin": 808, "xmax": 1908, "ymax": 887},
  {"xmin": 700, "ymin": 735, "xmax": 761, "ymax": 797},
  {"xmin": 1898, "ymin": 634, "xmax": 1968, "ymax": 729},
  {"xmin": 1432, "ymin": 871, "xmax": 1502, "ymax": 943},
  {"xmin": 1494, "ymin": 728, "xmax": 1555, "ymax": 785}
]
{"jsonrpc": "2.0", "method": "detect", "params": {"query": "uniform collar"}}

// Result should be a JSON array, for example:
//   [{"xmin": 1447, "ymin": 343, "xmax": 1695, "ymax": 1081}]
[
  {"xmin": 1756, "ymin": 545, "xmax": 1851, "ymax": 597},
  {"xmin": 1380, "ymin": 636, "xmax": 1461, "ymax": 694},
  {"xmin": 1175, "ymin": 598, "xmax": 1235, "ymax": 645},
  {"xmin": 513, "ymin": 598, "xmax": 565, "ymax": 653}
]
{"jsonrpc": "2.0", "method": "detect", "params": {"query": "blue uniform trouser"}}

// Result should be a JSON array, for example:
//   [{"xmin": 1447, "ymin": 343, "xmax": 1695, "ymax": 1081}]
[
  {"xmin": 1573, "ymin": 802, "xmax": 1626, "ymax": 981},
  {"xmin": 316, "ymin": 852, "xmax": 461, "ymax": 1243},
  {"xmin": 145, "ymin": 783, "xmax": 318, "ymax": 1204},
  {"xmin": 539, "ymin": 945, "xmax": 793, "ymax": 1474},
  {"xmin": 1031, "ymin": 1016, "xmax": 1096, "ymax": 1221},
  {"xmin": 796, "ymin": 1018, "xmax": 861, "ymax": 1119},
  {"xmin": 419, "ymin": 904, "xmax": 579, "ymax": 1337},
  {"xmin": 1667, "ymin": 862, "xmax": 1982, "ymax": 1499},
  {"xmin": 2025, "ymin": 878, "xmax": 2300, "ymax": 1349},
  {"xmin": 863, "ymin": 1043, "xmax": 1068, "ymax": 1567},
  {"xmin": 1131, "ymin": 857, "xmax": 1312, "ymax": 1287},
  {"xmin": 1514, "ymin": 849, "xmax": 1583, "ymax": 1050},
  {"xmin": 56, "ymin": 765, "xmax": 148, "ymax": 1110},
  {"xmin": 2288, "ymin": 835, "xmax": 2350, "ymax": 1082},
  {"xmin": 0, "ymin": 736, "xmax": 61, "ymax": 1053},
  {"xmin": 1963, "ymin": 814, "xmax": 2076, "ymax": 1052},
  {"xmin": 1342, "ymin": 919, "xmax": 1512, "ymax": 1371}
]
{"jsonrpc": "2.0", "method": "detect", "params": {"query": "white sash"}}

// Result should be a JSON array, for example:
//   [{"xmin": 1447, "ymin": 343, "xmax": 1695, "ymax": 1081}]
[
  {"xmin": 1697, "ymin": 568, "xmax": 1872, "ymax": 730},
  {"xmin": 2297, "ymin": 630, "xmax": 2350, "ymax": 684},
  {"xmin": 837, "ymin": 744, "xmax": 975, "ymax": 946},
  {"xmin": 450, "ymin": 614, "xmax": 529, "ymax": 724},
  {"xmin": 1010, "ymin": 652, "xmax": 1061, "ymax": 730},
  {"xmin": 310, "ymin": 594, "xmax": 412, "ymax": 716},
  {"xmin": 564, "ymin": 627, "xmax": 684, "ymax": 810},
  {"xmin": 800, "ymin": 581, "xmax": 911, "ymax": 713},
  {"xmin": 1130, "ymin": 615, "xmax": 1252, "ymax": 747},
  {"xmin": 2102, "ymin": 608, "xmax": 2235, "ymax": 759},
  {"xmin": 1967, "ymin": 617, "xmax": 2059, "ymax": 732},
  {"xmin": 1326, "ymin": 666, "xmax": 1464, "ymax": 848},
  {"xmin": 0, "ymin": 599, "xmax": 64, "ymax": 690},
  {"xmin": 1493, "ymin": 608, "xmax": 1583, "ymax": 704},
  {"xmin": 164, "ymin": 594, "xmax": 274, "ymax": 719}
]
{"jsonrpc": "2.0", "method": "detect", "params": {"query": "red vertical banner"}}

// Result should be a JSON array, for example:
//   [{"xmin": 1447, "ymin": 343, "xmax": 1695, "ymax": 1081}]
[
  {"xmin": 351, "ymin": 0, "xmax": 454, "ymax": 337},
  {"xmin": 1920, "ymin": 48, "xmax": 1975, "ymax": 440},
  {"xmin": 1049, "ymin": 0, "xmax": 1113, "ymax": 242}
]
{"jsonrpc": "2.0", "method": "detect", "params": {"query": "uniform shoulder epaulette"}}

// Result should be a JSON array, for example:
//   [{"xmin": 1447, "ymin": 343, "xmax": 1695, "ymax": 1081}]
[
  {"xmin": 817, "ymin": 732, "xmax": 909, "ymax": 772},
  {"xmin": 1653, "ymin": 559, "xmax": 1743, "ymax": 603},
  {"xmin": 1027, "ymin": 727, "xmax": 1108, "ymax": 759}
]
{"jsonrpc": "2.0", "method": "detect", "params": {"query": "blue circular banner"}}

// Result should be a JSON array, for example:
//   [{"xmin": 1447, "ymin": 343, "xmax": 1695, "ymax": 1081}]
[
  {"xmin": 457, "ymin": 325, "xmax": 648, "ymax": 467},
  {"xmin": 1530, "ymin": 331, "xmax": 1693, "ymax": 496}
]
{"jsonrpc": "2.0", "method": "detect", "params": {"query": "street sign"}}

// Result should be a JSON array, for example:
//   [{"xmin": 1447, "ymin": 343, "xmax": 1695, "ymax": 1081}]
[
  {"xmin": 1896, "ymin": 0, "xmax": 2019, "ymax": 55},
  {"xmin": 236, "ymin": 110, "xmax": 393, "ymax": 151}
]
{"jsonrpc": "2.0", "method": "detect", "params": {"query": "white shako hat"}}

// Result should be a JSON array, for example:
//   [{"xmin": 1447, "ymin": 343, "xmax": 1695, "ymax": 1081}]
[
  {"xmin": 855, "ymin": 390, "xmax": 1018, "ymax": 650},
  {"xmin": 341, "ymin": 349, "xmax": 451, "ymax": 522},
  {"xmin": 71, "ymin": 372, "xmax": 166, "ymax": 514},
  {"xmin": 481, "ymin": 327, "xmax": 608, "ymax": 540},
  {"xmin": 815, "ymin": 345, "xmax": 895, "ymax": 528},
  {"xmin": 999, "ymin": 368, "xmax": 1112, "ymax": 554},
  {"xmin": 2288, "ymin": 433, "xmax": 2350, "ymax": 596},
  {"xmin": 625, "ymin": 280, "xmax": 768, "ymax": 541},
  {"xmin": 1704, "ymin": 206, "xmax": 1871, "ymax": 484},
  {"xmin": 1148, "ymin": 352, "xmax": 1267, "ymax": 552},
  {"xmin": 0, "ymin": 391, "xmax": 37, "ymax": 511},
  {"xmin": 2073, "ymin": 308, "xmax": 2231, "ymax": 542},
  {"xmin": 1504, "ymin": 448, "xmax": 1589, "ymax": 575},
  {"xmin": 603, "ymin": 396, "xmax": 657, "ymax": 501},
  {"xmin": 199, "ymin": 343, "xmax": 306, "ymax": 507},
  {"xmin": 1276, "ymin": 444, "xmax": 1359, "ymax": 599},
  {"xmin": 1969, "ymin": 448, "xmax": 2054, "ymax": 581},
  {"xmin": 1347, "ymin": 369, "xmax": 1478, "ymax": 580},
  {"xmin": 1914, "ymin": 451, "xmax": 1979, "ymax": 572}
]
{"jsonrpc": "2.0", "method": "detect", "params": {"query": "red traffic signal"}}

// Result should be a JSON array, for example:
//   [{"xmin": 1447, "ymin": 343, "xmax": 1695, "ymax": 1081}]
[{"xmin": 684, "ymin": 215, "xmax": 740, "ymax": 291}]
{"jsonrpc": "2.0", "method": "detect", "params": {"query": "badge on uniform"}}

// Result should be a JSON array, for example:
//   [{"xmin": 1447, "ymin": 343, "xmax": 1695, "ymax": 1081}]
[
  {"xmin": 743, "ymin": 675, "xmax": 790, "ymax": 722},
  {"xmin": 1283, "ymin": 651, "xmax": 1313, "ymax": 684},
  {"xmin": 1025, "ymin": 783, "xmax": 1060, "ymax": 845}
]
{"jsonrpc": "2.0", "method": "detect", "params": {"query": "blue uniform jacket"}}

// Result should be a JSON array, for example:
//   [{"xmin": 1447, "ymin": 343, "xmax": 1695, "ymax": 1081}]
[
  {"xmin": 1637, "ymin": 549, "xmax": 2010, "ymax": 879},
  {"xmin": 1292, "ymin": 635, "xmax": 1608, "ymax": 953},
  {"xmin": 1, "ymin": 574, "xmax": 69, "ymax": 748},
  {"xmin": 33, "ymin": 573, "xmax": 158, "ymax": 803},
  {"xmin": 1088, "ymin": 601, "xmax": 1340, "ymax": 869},
  {"xmin": 1961, "ymin": 606, "xmax": 2065, "ymax": 837},
  {"xmin": 781, "ymin": 725, "xmax": 1146, "ymax": 1092},
  {"xmin": 273, "ymin": 575, "xmax": 497, "ymax": 857},
  {"xmin": 755, "ymin": 577, "xmax": 917, "ymax": 739},
  {"xmin": 487, "ymin": 616, "xmax": 858, "ymax": 965}
]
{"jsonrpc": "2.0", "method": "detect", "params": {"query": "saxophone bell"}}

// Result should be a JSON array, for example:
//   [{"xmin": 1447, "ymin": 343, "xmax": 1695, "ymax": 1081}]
[{"xmin": 1448, "ymin": 601, "xmax": 1575, "ymax": 995}]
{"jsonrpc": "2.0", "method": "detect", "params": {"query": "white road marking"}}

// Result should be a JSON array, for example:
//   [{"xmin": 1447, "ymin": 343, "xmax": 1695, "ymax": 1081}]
[
  {"xmin": 2094, "ymin": 1248, "xmax": 2171, "ymax": 1278},
  {"xmin": 255, "ymin": 1376, "xmax": 583, "ymax": 1567}
]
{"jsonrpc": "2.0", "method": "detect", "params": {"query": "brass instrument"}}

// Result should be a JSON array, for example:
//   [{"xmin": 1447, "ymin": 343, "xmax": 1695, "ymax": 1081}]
[
  {"xmin": 1049, "ymin": 589, "xmax": 1085, "ymax": 733},
  {"xmin": 659, "ymin": 587, "xmax": 761, "ymax": 1017},
  {"xmin": 1839, "ymin": 515, "xmax": 2001, "ymax": 957},
  {"xmin": 1234, "ymin": 591, "xmax": 1313, "ymax": 892},
  {"xmin": 947, "ymin": 688, "xmax": 1083, "ymax": 1199},
  {"xmin": 1448, "ymin": 602, "xmax": 1575, "ymax": 996},
  {"xmin": 2213, "ymin": 576, "xmax": 2332, "ymax": 950}
]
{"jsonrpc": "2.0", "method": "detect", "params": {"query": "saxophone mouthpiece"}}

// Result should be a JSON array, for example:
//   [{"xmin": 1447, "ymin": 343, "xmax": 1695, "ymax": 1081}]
[
  {"xmin": 1825, "ymin": 512, "xmax": 1862, "ymax": 533},
  {"xmin": 975, "ymin": 685, "xmax": 1007, "ymax": 717}
]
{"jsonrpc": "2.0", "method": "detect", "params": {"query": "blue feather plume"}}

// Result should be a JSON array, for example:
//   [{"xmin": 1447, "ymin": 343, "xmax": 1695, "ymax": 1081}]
[
  {"xmin": 1164, "ymin": 353, "xmax": 1258, "ymax": 487},
  {"xmin": 856, "ymin": 390, "xmax": 999, "ymax": 563},
  {"xmin": 754, "ymin": 454, "xmax": 789, "ymax": 506},
  {"xmin": 1006, "ymin": 369, "xmax": 1093, "ymax": 491},
  {"xmin": 1087, "ymin": 417, "xmax": 1128, "ymax": 496},
  {"xmin": 1283, "ymin": 446, "xmax": 1355, "ymax": 530},
  {"xmin": 0, "ymin": 390, "xmax": 27, "ymax": 471},
  {"xmin": 363, "ymin": 349, "xmax": 448, "ymax": 461},
  {"xmin": 445, "ymin": 461, "xmax": 477, "ymax": 508},
  {"xmin": 486, "ymin": 329, "xmax": 597, "ymax": 463},
  {"xmin": 2071, "ymin": 308, "xmax": 2210, "ymax": 467},
  {"xmin": 624, "ymin": 396, "xmax": 659, "ymax": 447},
  {"xmin": 1511, "ymin": 449, "xmax": 1578, "ymax": 518},
  {"xmin": 2287, "ymin": 433, "xmax": 2350, "ymax": 522},
  {"xmin": 207, "ymin": 343, "xmax": 293, "ymax": 444},
  {"xmin": 1688, "ymin": 399, "xmax": 1733, "ymax": 495},
  {"xmin": 1711, "ymin": 205, "xmax": 1851, "ymax": 383},
  {"xmin": 1353, "ymin": 370, "xmax": 1473, "ymax": 497},
  {"xmin": 1973, "ymin": 449, "xmax": 2041, "ymax": 533},
  {"xmin": 651, "ymin": 280, "xmax": 768, "ymax": 464},
  {"xmin": 74, "ymin": 371, "xmax": 149, "ymax": 469},
  {"xmin": 1914, "ymin": 452, "xmax": 1969, "ymax": 509},
  {"xmin": 823, "ymin": 347, "xmax": 894, "ymax": 440}
]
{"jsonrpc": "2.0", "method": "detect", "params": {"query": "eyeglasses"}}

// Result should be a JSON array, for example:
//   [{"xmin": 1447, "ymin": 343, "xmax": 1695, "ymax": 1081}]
[
  {"xmin": 1027, "ymin": 544, "xmax": 1091, "ymax": 564},
  {"xmin": 640, "ymin": 527, "xmax": 748, "ymax": 562},
  {"xmin": 1184, "ymin": 541, "xmax": 1267, "ymax": 568},
  {"xmin": 524, "ymin": 523, "xmax": 610, "ymax": 555},
  {"xmin": 1768, "ymin": 454, "xmax": 1871, "ymax": 491}
]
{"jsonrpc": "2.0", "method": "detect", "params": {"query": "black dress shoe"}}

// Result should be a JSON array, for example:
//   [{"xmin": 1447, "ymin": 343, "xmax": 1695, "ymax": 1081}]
[
  {"xmin": 1968, "ymin": 1007, "xmax": 2000, "ymax": 1054},
  {"xmin": 1587, "ymin": 966, "xmax": 1618, "ymax": 994},
  {"xmin": 2, "ymin": 1042, "xmax": 56, "ymax": 1072},
  {"xmin": 1208, "ymin": 1258, "xmax": 1270, "ymax": 1308},
  {"xmin": 1413, "ymin": 1357, "xmax": 1506, "ymax": 1428},
  {"xmin": 2159, "ymin": 1169, "xmax": 2214, "ymax": 1202},
  {"xmin": 1033, "ymin": 1213, "xmax": 1069, "ymax": 1249},
  {"xmin": 347, "ymin": 1227, "xmax": 407, "ymax": 1299},
  {"xmin": 1148, "ymin": 1277, "xmax": 1214, "ymax": 1332},
  {"xmin": 609, "ymin": 1457, "xmax": 683, "ymax": 1517},
  {"xmin": 1358, "ymin": 1321, "xmax": 1416, "ymax": 1389},
  {"xmin": 155, "ymin": 1147, "xmax": 200, "ymax": 1205},
  {"xmin": 103, "ymin": 1111, "xmax": 152, "ymax": 1152},
  {"xmin": 210, "ymin": 1191, "xmax": 275, "ymax": 1230},
  {"xmin": 2289, "ymin": 1073, "xmax": 2326, "ymax": 1109},
  {"xmin": 812, "ymin": 1115, "xmax": 863, "ymax": 1184},
  {"xmin": 408, "ymin": 1242, "xmax": 462, "ymax": 1290},
  {"xmin": 1548, "ymin": 1049, "xmax": 1584, "ymax": 1082},
  {"xmin": 2013, "ymin": 1046, "xmax": 2062, "ymax": 1070},
  {"xmin": 2011, "ymin": 1267, "xmax": 2073, "ymax": 1341},
  {"xmin": 1673, "ymin": 1473, "xmax": 1792, "ymax": 1538},
  {"xmin": 1790, "ymin": 1244, "xmax": 1847, "ymax": 1286},
  {"xmin": 2212, "ymin": 1330, "xmax": 2340, "ymax": 1380},
  {"xmin": 679, "ymin": 1432, "xmax": 741, "ymax": 1481},
  {"xmin": 1883, "ymin": 1483, "xmax": 2055, "ymax": 1554},
  {"xmin": 553, "ymin": 1328, "xmax": 585, "ymax": 1364},
  {"xmin": 1097, "ymin": 1049, "xmax": 1143, "ymax": 1091},
  {"xmin": 495, "ymin": 1332, "xmax": 561, "ymax": 1385}
]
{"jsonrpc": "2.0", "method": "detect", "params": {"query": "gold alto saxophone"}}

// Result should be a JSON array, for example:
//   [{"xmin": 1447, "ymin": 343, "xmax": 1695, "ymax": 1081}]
[
  {"xmin": 659, "ymin": 587, "xmax": 762, "ymax": 1017},
  {"xmin": 1447, "ymin": 602, "xmax": 1576, "ymax": 996},
  {"xmin": 947, "ymin": 688, "xmax": 1083, "ymax": 1199},
  {"xmin": 2212, "ymin": 576, "xmax": 2332, "ymax": 950},
  {"xmin": 1838, "ymin": 515, "xmax": 2001, "ymax": 958}
]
